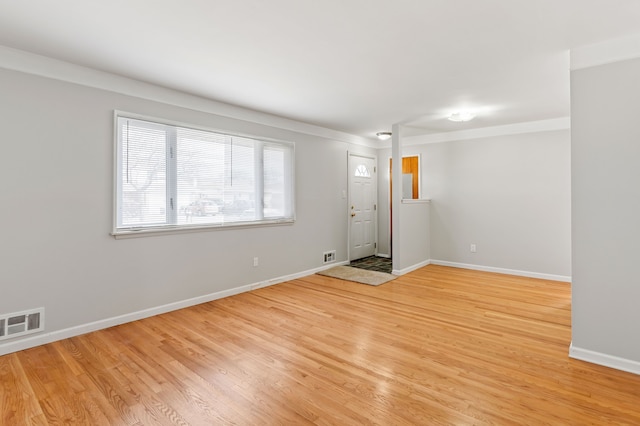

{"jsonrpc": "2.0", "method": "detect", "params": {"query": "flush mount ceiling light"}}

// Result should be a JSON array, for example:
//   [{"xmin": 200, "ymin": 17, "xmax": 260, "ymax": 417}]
[
  {"xmin": 376, "ymin": 132, "xmax": 392, "ymax": 140},
  {"xmin": 448, "ymin": 111, "xmax": 476, "ymax": 122}
]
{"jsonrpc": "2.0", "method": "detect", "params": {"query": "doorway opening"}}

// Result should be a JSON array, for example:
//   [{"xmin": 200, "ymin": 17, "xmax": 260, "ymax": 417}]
[
  {"xmin": 388, "ymin": 155, "xmax": 421, "ymax": 257},
  {"xmin": 348, "ymin": 154, "xmax": 377, "ymax": 262},
  {"xmin": 389, "ymin": 155, "xmax": 420, "ymax": 200}
]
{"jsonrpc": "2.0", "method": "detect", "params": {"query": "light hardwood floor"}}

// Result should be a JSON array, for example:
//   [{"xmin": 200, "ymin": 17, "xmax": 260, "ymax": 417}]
[{"xmin": 2, "ymin": 265, "xmax": 640, "ymax": 425}]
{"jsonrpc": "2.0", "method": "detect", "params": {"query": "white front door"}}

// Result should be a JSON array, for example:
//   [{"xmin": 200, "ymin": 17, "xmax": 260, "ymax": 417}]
[{"xmin": 349, "ymin": 154, "xmax": 377, "ymax": 261}]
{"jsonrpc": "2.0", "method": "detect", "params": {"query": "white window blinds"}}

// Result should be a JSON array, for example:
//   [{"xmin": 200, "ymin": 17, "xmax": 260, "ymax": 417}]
[{"xmin": 115, "ymin": 115, "xmax": 295, "ymax": 234}]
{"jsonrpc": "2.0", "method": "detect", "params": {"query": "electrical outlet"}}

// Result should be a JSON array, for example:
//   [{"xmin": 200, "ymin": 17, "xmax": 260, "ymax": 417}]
[
  {"xmin": 253, "ymin": 257, "xmax": 259, "ymax": 267},
  {"xmin": 470, "ymin": 244, "xmax": 477, "ymax": 253}
]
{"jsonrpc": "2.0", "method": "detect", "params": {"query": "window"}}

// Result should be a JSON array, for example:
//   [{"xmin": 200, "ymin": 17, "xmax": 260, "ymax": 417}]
[
  {"xmin": 114, "ymin": 114, "xmax": 294, "ymax": 235},
  {"xmin": 354, "ymin": 164, "xmax": 371, "ymax": 177}
]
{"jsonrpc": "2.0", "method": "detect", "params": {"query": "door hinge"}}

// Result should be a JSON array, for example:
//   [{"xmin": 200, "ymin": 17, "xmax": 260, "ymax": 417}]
[
  {"xmin": 374, "ymin": 166, "xmax": 377, "ymax": 173},
  {"xmin": 374, "ymin": 204, "xmax": 377, "ymax": 211},
  {"xmin": 374, "ymin": 242, "xmax": 377, "ymax": 249},
  {"xmin": 170, "ymin": 198, "xmax": 174, "ymax": 210}
]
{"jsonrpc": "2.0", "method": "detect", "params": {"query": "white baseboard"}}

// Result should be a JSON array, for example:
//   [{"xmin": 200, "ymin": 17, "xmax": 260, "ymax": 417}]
[
  {"xmin": 0, "ymin": 261, "xmax": 349, "ymax": 356},
  {"xmin": 249, "ymin": 261, "xmax": 348, "ymax": 290},
  {"xmin": 569, "ymin": 343, "xmax": 640, "ymax": 376},
  {"xmin": 392, "ymin": 259, "xmax": 431, "ymax": 276},
  {"xmin": 376, "ymin": 253, "xmax": 391, "ymax": 258},
  {"xmin": 429, "ymin": 259, "xmax": 571, "ymax": 283}
]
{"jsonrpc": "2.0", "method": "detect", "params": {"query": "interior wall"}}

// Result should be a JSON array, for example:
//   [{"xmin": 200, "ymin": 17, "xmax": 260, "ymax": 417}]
[
  {"xmin": 378, "ymin": 130, "xmax": 571, "ymax": 278},
  {"xmin": 394, "ymin": 201, "xmax": 431, "ymax": 273},
  {"xmin": 571, "ymin": 56, "xmax": 640, "ymax": 365},
  {"xmin": 0, "ymin": 66, "xmax": 374, "ymax": 352},
  {"xmin": 377, "ymin": 156, "xmax": 392, "ymax": 257}
]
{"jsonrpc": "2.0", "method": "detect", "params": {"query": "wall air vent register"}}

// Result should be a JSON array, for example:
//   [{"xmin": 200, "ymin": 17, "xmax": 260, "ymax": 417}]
[{"xmin": 0, "ymin": 308, "xmax": 44, "ymax": 341}]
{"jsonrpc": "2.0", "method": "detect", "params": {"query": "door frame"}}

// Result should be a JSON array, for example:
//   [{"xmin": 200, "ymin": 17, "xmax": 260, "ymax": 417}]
[{"xmin": 347, "ymin": 152, "xmax": 378, "ymax": 262}]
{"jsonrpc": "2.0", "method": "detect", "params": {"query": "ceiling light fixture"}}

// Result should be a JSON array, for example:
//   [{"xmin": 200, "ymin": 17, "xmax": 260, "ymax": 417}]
[
  {"xmin": 376, "ymin": 132, "xmax": 392, "ymax": 140},
  {"xmin": 448, "ymin": 111, "xmax": 476, "ymax": 122}
]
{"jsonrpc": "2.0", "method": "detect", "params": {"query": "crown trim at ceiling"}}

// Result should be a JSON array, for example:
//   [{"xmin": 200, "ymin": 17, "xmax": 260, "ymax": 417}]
[
  {"xmin": 380, "ymin": 117, "xmax": 570, "ymax": 147},
  {"xmin": 571, "ymin": 33, "xmax": 640, "ymax": 71},
  {"xmin": 0, "ymin": 44, "xmax": 376, "ymax": 148}
]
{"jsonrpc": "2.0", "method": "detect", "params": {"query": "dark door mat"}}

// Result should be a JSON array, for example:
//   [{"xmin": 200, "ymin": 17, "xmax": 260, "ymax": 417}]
[{"xmin": 349, "ymin": 256, "xmax": 392, "ymax": 274}]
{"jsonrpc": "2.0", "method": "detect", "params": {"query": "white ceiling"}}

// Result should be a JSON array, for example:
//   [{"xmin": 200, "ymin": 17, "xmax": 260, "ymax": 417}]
[{"xmin": 1, "ymin": 0, "xmax": 640, "ymax": 140}]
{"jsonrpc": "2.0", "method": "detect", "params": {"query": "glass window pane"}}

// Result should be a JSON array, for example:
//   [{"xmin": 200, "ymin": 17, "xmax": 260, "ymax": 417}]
[
  {"xmin": 355, "ymin": 164, "xmax": 370, "ymax": 177},
  {"xmin": 223, "ymin": 137, "xmax": 255, "ymax": 222},
  {"xmin": 176, "ymin": 128, "xmax": 226, "ymax": 225},
  {"xmin": 119, "ymin": 120, "xmax": 167, "ymax": 227},
  {"xmin": 264, "ymin": 144, "xmax": 286, "ymax": 218}
]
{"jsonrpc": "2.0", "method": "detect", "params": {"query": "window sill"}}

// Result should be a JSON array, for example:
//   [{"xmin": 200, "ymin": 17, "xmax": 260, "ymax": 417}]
[{"xmin": 112, "ymin": 218, "xmax": 295, "ymax": 239}]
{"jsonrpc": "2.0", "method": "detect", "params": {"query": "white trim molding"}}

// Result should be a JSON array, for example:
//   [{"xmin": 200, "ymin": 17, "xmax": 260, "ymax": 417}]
[
  {"xmin": 383, "ymin": 117, "xmax": 570, "ymax": 147},
  {"xmin": 0, "ymin": 44, "xmax": 375, "ymax": 148},
  {"xmin": 401, "ymin": 198, "xmax": 431, "ymax": 204},
  {"xmin": 392, "ymin": 259, "xmax": 431, "ymax": 276},
  {"xmin": 430, "ymin": 260, "xmax": 571, "ymax": 283},
  {"xmin": 571, "ymin": 33, "xmax": 640, "ymax": 71},
  {"xmin": 0, "ymin": 261, "xmax": 348, "ymax": 356},
  {"xmin": 570, "ymin": 343, "xmax": 640, "ymax": 376}
]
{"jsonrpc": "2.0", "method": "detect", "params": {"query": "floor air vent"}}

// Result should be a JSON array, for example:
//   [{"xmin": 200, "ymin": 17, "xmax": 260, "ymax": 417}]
[{"xmin": 0, "ymin": 308, "xmax": 44, "ymax": 341}]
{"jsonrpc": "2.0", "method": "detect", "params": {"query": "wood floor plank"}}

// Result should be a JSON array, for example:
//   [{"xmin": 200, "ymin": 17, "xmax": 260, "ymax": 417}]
[
  {"xmin": 2, "ymin": 265, "xmax": 640, "ymax": 424},
  {"xmin": 0, "ymin": 354, "xmax": 45, "ymax": 425}
]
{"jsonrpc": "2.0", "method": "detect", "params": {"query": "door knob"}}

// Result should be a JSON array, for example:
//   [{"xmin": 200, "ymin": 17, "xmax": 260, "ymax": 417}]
[{"xmin": 351, "ymin": 212, "xmax": 356, "ymax": 217}]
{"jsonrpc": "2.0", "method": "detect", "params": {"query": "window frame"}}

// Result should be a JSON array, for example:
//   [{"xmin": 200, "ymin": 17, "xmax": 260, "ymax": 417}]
[{"xmin": 112, "ymin": 111, "xmax": 295, "ymax": 238}]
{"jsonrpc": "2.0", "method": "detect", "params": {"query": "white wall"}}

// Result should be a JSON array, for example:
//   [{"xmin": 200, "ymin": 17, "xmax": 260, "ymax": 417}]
[
  {"xmin": 393, "ymin": 201, "xmax": 431, "ymax": 274},
  {"xmin": 378, "ymin": 130, "xmax": 571, "ymax": 279},
  {"xmin": 377, "ymin": 156, "xmax": 392, "ymax": 257},
  {"xmin": 0, "ymin": 65, "xmax": 374, "ymax": 354},
  {"xmin": 571, "ymin": 55, "xmax": 640, "ymax": 371}
]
